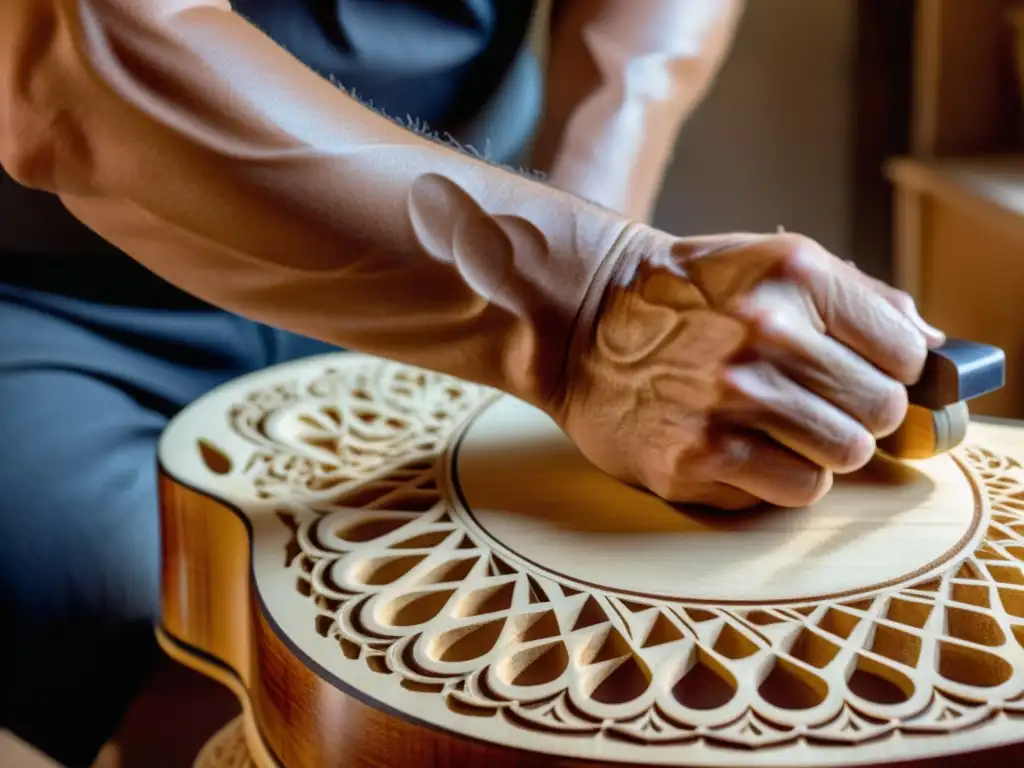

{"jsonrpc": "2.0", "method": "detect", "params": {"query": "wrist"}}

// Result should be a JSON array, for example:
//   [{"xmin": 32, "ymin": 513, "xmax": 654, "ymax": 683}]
[
  {"xmin": 480, "ymin": 183, "xmax": 638, "ymax": 411},
  {"xmin": 550, "ymin": 223, "xmax": 688, "ymax": 417}
]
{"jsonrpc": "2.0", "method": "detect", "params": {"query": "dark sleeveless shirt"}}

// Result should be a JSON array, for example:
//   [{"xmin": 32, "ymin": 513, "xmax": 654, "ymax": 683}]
[{"xmin": 0, "ymin": 1, "xmax": 539, "ymax": 265}]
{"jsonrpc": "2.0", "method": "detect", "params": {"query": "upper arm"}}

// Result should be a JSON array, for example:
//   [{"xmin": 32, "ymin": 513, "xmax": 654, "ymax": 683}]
[{"xmin": 546, "ymin": 0, "xmax": 745, "ymax": 68}]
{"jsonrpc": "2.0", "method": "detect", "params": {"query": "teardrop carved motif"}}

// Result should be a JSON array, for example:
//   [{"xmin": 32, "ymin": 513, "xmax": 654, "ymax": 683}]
[{"xmin": 186, "ymin": 355, "xmax": 1024, "ymax": 761}]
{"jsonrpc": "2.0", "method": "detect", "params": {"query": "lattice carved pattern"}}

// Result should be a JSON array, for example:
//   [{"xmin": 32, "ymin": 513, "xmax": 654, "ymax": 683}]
[{"xmin": 202, "ymin": 358, "xmax": 1024, "ymax": 751}]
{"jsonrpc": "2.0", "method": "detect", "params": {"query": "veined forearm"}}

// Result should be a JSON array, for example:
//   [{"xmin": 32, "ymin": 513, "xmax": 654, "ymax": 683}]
[
  {"xmin": 0, "ymin": 0, "xmax": 632, "ymax": 407},
  {"xmin": 532, "ymin": 0, "xmax": 745, "ymax": 222}
]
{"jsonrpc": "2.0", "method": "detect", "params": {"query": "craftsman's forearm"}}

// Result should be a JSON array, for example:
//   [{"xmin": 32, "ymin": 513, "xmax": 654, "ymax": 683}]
[
  {"xmin": 0, "ymin": 0, "xmax": 630, "ymax": 406},
  {"xmin": 532, "ymin": 0, "xmax": 745, "ymax": 222}
]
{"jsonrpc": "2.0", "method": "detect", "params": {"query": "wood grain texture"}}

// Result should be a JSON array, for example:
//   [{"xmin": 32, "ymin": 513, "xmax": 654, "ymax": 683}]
[
  {"xmin": 851, "ymin": 0, "xmax": 914, "ymax": 282},
  {"xmin": 889, "ymin": 0, "xmax": 1023, "ymax": 425},
  {"xmin": 888, "ymin": 158, "xmax": 1024, "ymax": 419},
  {"xmin": 160, "ymin": 473, "xmax": 1024, "ymax": 768},
  {"xmin": 159, "ymin": 481, "xmax": 621, "ymax": 768},
  {"xmin": 912, "ymin": 0, "xmax": 1019, "ymax": 157},
  {"xmin": 878, "ymin": 402, "xmax": 970, "ymax": 460},
  {"xmin": 157, "ymin": 353, "xmax": 1024, "ymax": 767}
]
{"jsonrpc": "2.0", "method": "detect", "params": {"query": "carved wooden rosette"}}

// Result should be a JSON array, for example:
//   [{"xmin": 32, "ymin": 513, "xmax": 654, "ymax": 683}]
[{"xmin": 159, "ymin": 353, "xmax": 1024, "ymax": 767}]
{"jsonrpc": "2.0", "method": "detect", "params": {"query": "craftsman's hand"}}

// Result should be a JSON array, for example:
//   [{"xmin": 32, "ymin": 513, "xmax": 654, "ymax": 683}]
[{"xmin": 555, "ymin": 229, "xmax": 945, "ymax": 510}]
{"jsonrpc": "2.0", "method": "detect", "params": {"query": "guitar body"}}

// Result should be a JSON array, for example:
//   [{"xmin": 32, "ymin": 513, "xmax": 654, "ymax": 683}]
[{"xmin": 158, "ymin": 353, "xmax": 1024, "ymax": 767}]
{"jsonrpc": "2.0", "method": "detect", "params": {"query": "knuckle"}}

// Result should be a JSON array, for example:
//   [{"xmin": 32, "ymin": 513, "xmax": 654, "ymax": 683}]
[
  {"xmin": 776, "ymin": 233, "xmax": 828, "ymax": 272},
  {"xmin": 637, "ymin": 458, "xmax": 679, "ymax": 501},
  {"xmin": 715, "ymin": 432, "xmax": 757, "ymax": 471},
  {"xmin": 643, "ymin": 444, "xmax": 699, "ymax": 502},
  {"xmin": 696, "ymin": 430, "xmax": 754, "ymax": 479},
  {"xmin": 776, "ymin": 231, "xmax": 818, "ymax": 254},
  {"xmin": 888, "ymin": 288, "xmax": 917, "ymax": 315},
  {"xmin": 747, "ymin": 304, "xmax": 793, "ymax": 341},
  {"xmin": 638, "ymin": 459, "xmax": 674, "ymax": 500}
]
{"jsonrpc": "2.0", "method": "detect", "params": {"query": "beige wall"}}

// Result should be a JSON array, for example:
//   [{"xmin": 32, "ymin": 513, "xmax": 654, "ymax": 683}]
[{"xmin": 653, "ymin": 0, "xmax": 858, "ymax": 263}]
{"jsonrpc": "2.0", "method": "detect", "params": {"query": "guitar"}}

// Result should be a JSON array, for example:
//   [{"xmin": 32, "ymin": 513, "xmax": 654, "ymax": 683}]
[{"xmin": 158, "ymin": 352, "xmax": 1024, "ymax": 767}]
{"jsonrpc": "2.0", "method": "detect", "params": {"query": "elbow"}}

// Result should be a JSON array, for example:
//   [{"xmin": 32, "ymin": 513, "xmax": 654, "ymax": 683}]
[
  {"xmin": 0, "ymin": 3, "xmax": 53, "ymax": 189},
  {"xmin": 0, "ymin": 85, "xmax": 97, "ymax": 198},
  {"xmin": 0, "ymin": 2, "xmax": 93, "ymax": 193},
  {"xmin": 0, "ymin": 105, "xmax": 62, "ymax": 190}
]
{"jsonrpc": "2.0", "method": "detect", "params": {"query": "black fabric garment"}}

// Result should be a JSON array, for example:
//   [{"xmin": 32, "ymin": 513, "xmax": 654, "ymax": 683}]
[{"xmin": 234, "ymin": 0, "xmax": 537, "ymax": 129}]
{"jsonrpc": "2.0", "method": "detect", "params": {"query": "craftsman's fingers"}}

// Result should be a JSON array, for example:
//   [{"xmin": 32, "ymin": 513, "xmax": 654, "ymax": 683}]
[
  {"xmin": 736, "ymin": 280, "xmax": 909, "ymax": 439},
  {"xmin": 649, "ymin": 480, "xmax": 763, "ymax": 511},
  {"xmin": 636, "ymin": 427, "xmax": 829, "ymax": 509},
  {"xmin": 633, "ymin": 435, "xmax": 764, "ymax": 509},
  {"xmin": 843, "ymin": 260, "xmax": 946, "ymax": 350},
  {"xmin": 701, "ymin": 429, "xmax": 833, "ymax": 508},
  {"xmin": 776, "ymin": 236, "xmax": 931, "ymax": 385},
  {"xmin": 720, "ymin": 360, "xmax": 876, "ymax": 473}
]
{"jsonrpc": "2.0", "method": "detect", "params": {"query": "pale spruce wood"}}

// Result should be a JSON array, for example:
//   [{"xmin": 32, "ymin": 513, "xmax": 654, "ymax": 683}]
[{"xmin": 159, "ymin": 352, "xmax": 1024, "ymax": 767}]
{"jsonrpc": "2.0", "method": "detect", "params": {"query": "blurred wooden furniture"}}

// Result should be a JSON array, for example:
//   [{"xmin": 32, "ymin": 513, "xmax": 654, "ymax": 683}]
[
  {"xmin": 0, "ymin": 659, "xmax": 237, "ymax": 768},
  {"xmin": 193, "ymin": 718, "xmax": 252, "ymax": 768},
  {"xmin": 0, "ymin": 730, "xmax": 65, "ymax": 768},
  {"xmin": 887, "ymin": 0, "xmax": 1024, "ymax": 418}
]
